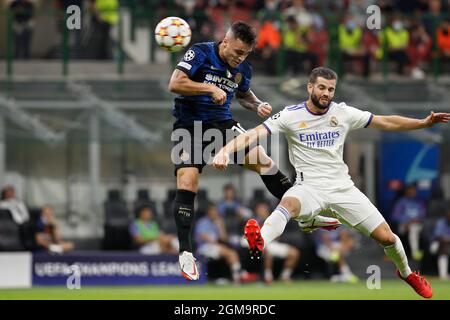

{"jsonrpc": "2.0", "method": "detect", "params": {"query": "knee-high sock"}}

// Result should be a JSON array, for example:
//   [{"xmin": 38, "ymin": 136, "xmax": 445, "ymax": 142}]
[
  {"xmin": 260, "ymin": 165, "xmax": 292, "ymax": 200},
  {"xmin": 261, "ymin": 206, "xmax": 290, "ymax": 247},
  {"xmin": 173, "ymin": 189, "xmax": 196, "ymax": 253},
  {"xmin": 383, "ymin": 234, "xmax": 412, "ymax": 278}
]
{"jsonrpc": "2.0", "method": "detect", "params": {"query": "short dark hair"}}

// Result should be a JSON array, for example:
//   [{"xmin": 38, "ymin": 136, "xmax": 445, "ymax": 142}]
[
  {"xmin": 229, "ymin": 21, "xmax": 257, "ymax": 45},
  {"xmin": 309, "ymin": 67, "xmax": 338, "ymax": 84}
]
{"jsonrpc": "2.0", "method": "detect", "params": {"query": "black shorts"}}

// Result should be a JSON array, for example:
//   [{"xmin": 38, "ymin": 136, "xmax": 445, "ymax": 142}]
[{"xmin": 171, "ymin": 119, "xmax": 256, "ymax": 176}]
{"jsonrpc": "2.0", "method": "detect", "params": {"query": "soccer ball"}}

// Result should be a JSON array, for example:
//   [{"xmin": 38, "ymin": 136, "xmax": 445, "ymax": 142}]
[{"xmin": 154, "ymin": 17, "xmax": 191, "ymax": 53}]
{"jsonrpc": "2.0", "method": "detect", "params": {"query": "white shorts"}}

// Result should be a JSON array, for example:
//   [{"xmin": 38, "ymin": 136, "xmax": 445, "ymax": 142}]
[
  {"xmin": 265, "ymin": 241, "xmax": 290, "ymax": 259},
  {"xmin": 197, "ymin": 243, "xmax": 221, "ymax": 259},
  {"xmin": 283, "ymin": 184, "xmax": 386, "ymax": 237}
]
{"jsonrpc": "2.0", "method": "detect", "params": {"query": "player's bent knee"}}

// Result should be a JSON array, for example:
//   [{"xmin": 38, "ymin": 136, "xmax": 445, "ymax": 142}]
[
  {"xmin": 176, "ymin": 168, "xmax": 199, "ymax": 192},
  {"xmin": 279, "ymin": 197, "xmax": 301, "ymax": 218},
  {"xmin": 378, "ymin": 232, "xmax": 397, "ymax": 247}
]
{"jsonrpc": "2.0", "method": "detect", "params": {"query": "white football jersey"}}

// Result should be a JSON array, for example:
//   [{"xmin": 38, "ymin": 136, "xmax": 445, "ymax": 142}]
[{"xmin": 263, "ymin": 101, "xmax": 373, "ymax": 190}]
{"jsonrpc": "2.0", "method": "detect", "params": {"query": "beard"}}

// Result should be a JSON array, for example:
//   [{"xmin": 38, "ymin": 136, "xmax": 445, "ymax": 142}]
[{"xmin": 311, "ymin": 90, "xmax": 332, "ymax": 110}]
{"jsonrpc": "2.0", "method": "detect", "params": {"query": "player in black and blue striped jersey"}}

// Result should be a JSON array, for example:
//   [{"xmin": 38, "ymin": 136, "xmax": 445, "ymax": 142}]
[{"xmin": 168, "ymin": 21, "xmax": 293, "ymax": 281}]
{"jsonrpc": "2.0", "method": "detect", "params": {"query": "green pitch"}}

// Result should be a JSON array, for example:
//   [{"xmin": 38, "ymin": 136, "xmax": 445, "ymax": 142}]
[{"xmin": 1, "ymin": 279, "xmax": 449, "ymax": 300}]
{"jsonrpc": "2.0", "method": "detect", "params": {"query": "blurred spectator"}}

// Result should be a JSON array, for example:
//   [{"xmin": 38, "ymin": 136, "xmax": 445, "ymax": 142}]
[
  {"xmin": 0, "ymin": 185, "xmax": 29, "ymax": 225},
  {"xmin": 437, "ymin": 19, "xmax": 450, "ymax": 62},
  {"xmin": 284, "ymin": 0, "xmax": 313, "ymax": 28},
  {"xmin": 255, "ymin": 17, "xmax": 282, "ymax": 75},
  {"xmin": 283, "ymin": 16, "xmax": 318, "ymax": 75},
  {"xmin": 376, "ymin": 17, "xmax": 410, "ymax": 75},
  {"xmin": 422, "ymin": 0, "xmax": 444, "ymax": 36},
  {"xmin": 88, "ymin": 0, "xmax": 119, "ymax": 59},
  {"xmin": 429, "ymin": 207, "xmax": 450, "ymax": 280},
  {"xmin": 338, "ymin": 15, "xmax": 370, "ymax": 78},
  {"xmin": 183, "ymin": 0, "xmax": 215, "ymax": 44},
  {"xmin": 307, "ymin": 15, "xmax": 328, "ymax": 67},
  {"xmin": 407, "ymin": 24, "xmax": 432, "ymax": 79},
  {"xmin": 217, "ymin": 184, "xmax": 251, "ymax": 219},
  {"xmin": 253, "ymin": 202, "xmax": 300, "ymax": 283},
  {"xmin": 195, "ymin": 203, "xmax": 249, "ymax": 283},
  {"xmin": 315, "ymin": 227, "xmax": 359, "ymax": 283},
  {"xmin": 9, "ymin": 0, "xmax": 34, "ymax": 59},
  {"xmin": 35, "ymin": 205, "xmax": 74, "ymax": 253},
  {"xmin": 391, "ymin": 183, "xmax": 426, "ymax": 261},
  {"xmin": 130, "ymin": 206, "xmax": 178, "ymax": 255}
]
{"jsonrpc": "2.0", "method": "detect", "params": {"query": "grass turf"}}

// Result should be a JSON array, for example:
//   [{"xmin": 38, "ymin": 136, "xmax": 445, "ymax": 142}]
[{"xmin": 0, "ymin": 279, "xmax": 448, "ymax": 300}]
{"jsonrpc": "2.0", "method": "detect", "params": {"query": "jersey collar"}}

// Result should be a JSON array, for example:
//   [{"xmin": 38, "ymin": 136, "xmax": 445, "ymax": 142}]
[{"xmin": 305, "ymin": 101, "xmax": 331, "ymax": 116}]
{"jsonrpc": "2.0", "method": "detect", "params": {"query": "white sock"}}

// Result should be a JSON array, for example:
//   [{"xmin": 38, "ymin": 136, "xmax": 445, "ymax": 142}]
[
  {"xmin": 408, "ymin": 223, "xmax": 422, "ymax": 254},
  {"xmin": 383, "ymin": 234, "xmax": 412, "ymax": 278},
  {"xmin": 261, "ymin": 206, "xmax": 290, "ymax": 247},
  {"xmin": 280, "ymin": 268, "xmax": 293, "ymax": 280},
  {"xmin": 231, "ymin": 262, "xmax": 242, "ymax": 282},
  {"xmin": 438, "ymin": 255, "xmax": 448, "ymax": 279}
]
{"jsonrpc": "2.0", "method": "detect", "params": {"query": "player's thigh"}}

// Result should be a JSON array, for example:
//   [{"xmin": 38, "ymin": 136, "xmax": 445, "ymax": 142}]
[
  {"xmin": 172, "ymin": 123, "xmax": 207, "ymax": 179},
  {"xmin": 176, "ymin": 167, "xmax": 199, "ymax": 192},
  {"xmin": 283, "ymin": 184, "xmax": 325, "ymax": 221},
  {"xmin": 330, "ymin": 187, "xmax": 386, "ymax": 237}
]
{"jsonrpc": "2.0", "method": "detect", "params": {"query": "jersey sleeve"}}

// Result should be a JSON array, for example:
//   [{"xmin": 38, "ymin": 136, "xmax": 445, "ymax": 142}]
[
  {"xmin": 237, "ymin": 63, "xmax": 252, "ymax": 93},
  {"xmin": 345, "ymin": 105, "xmax": 373, "ymax": 130},
  {"xmin": 263, "ymin": 108, "xmax": 290, "ymax": 135},
  {"xmin": 175, "ymin": 45, "xmax": 207, "ymax": 77}
]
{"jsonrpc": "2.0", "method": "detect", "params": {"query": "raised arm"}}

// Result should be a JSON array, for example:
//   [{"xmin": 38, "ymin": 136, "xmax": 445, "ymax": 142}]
[
  {"xmin": 368, "ymin": 111, "xmax": 450, "ymax": 131},
  {"xmin": 235, "ymin": 89, "xmax": 272, "ymax": 117},
  {"xmin": 212, "ymin": 124, "xmax": 269, "ymax": 170},
  {"xmin": 168, "ymin": 69, "xmax": 227, "ymax": 104}
]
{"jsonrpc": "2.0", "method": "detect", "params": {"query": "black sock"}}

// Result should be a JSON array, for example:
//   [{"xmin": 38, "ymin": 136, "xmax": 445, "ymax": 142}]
[
  {"xmin": 173, "ymin": 189, "xmax": 196, "ymax": 253},
  {"xmin": 260, "ymin": 169, "xmax": 293, "ymax": 200}
]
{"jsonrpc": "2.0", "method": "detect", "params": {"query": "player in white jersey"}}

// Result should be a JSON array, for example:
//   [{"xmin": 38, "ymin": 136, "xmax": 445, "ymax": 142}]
[{"xmin": 212, "ymin": 67, "xmax": 450, "ymax": 298}]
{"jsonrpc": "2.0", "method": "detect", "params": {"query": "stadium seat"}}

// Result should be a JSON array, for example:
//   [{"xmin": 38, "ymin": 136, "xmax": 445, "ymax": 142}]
[
  {"xmin": 195, "ymin": 189, "xmax": 210, "ymax": 219},
  {"xmin": 103, "ymin": 190, "xmax": 132, "ymax": 250},
  {"xmin": 0, "ymin": 209, "xmax": 24, "ymax": 251},
  {"xmin": 133, "ymin": 189, "xmax": 158, "ymax": 218},
  {"xmin": 162, "ymin": 189, "xmax": 177, "ymax": 218}
]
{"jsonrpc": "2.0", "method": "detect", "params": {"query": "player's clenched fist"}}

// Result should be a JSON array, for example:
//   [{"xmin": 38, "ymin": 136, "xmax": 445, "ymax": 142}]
[
  {"xmin": 212, "ymin": 151, "xmax": 230, "ymax": 171},
  {"xmin": 257, "ymin": 102, "xmax": 272, "ymax": 118},
  {"xmin": 209, "ymin": 86, "xmax": 227, "ymax": 105}
]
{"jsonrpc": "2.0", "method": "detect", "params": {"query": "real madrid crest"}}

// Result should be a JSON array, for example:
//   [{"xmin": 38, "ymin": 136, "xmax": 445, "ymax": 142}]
[{"xmin": 330, "ymin": 116, "xmax": 339, "ymax": 127}]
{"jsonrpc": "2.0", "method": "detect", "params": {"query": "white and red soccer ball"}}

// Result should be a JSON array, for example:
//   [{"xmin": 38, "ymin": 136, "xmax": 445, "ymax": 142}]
[{"xmin": 154, "ymin": 17, "xmax": 191, "ymax": 52}]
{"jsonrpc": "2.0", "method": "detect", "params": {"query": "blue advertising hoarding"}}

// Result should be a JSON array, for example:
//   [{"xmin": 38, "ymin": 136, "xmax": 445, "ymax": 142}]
[{"xmin": 32, "ymin": 252, "xmax": 206, "ymax": 286}]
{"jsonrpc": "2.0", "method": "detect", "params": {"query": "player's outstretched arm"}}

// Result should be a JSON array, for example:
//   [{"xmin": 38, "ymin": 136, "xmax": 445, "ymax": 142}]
[
  {"xmin": 213, "ymin": 124, "xmax": 269, "ymax": 171},
  {"xmin": 168, "ymin": 69, "xmax": 227, "ymax": 104},
  {"xmin": 368, "ymin": 111, "xmax": 450, "ymax": 131},
  {"xmin": 236, "ymin": 89, "xmax": 272, "ymax": 117}
]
